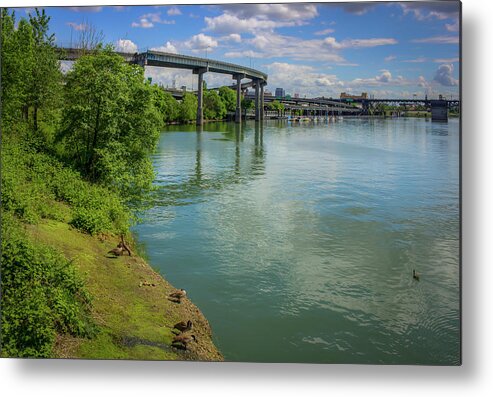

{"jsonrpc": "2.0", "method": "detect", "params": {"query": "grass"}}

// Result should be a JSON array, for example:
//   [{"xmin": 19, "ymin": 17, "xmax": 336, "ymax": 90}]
[{"xmin": 26, "ymin": 219, "xmax": 222, "ymax": 361}]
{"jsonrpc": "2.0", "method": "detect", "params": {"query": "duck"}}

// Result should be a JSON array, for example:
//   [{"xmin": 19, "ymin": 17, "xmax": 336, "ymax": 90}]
[
  {"xmin": 169, "ymin": 289, "xmax": 187, "ymax": 300},
  {"xmin": 173, "ymin": 320, "xmax": 193, "ymax": 334},
  {"xmin": 412, "ymin": 269, "xmax": 420, "ymax": 281},
  {"xmin": 108, "ymin": 242, "xmax": 124, "ymax": 257},
  {"xmin": 171, "ymin": 334, "xmax": 197, "ymax": 350}
]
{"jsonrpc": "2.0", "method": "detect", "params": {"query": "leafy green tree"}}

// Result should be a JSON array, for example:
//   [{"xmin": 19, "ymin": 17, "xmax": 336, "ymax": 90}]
[
  {"xmin": 151, "ymin": 86, "xmax": 179, "ymax": 124},
  {"xmin": 58, "ymin": 49, "xmax": 161, "ymax": 199},
  {"xmin": 218, "ymin": 86, "xmax": 236, "ymax": 112},
  {"xmin": 204, "ymin": 90, "xmax": 226, "ymax": 120},
  {"xmin": 178, "ymin": 92, "xmax": 198, "ymax": 122},
  {"xmin": 28, "ymin": 9, "xmax": 62, "ymax": 132},
  {"xmin": 0, "ymin": 8, "xmax": 61, "ymax": 139},
  {"xmin": 1, "ymin": 10, "xmax": 35, "ymax": 129},
  {"xmin": 241, "ymin": 98, "xmax": 254, "ymax": 111}
]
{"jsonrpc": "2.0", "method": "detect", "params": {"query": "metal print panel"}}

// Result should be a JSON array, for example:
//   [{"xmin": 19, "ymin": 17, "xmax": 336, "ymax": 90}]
[{"xmin": 0, "ymin": 1, "xmax": 461, "ymax": 364}]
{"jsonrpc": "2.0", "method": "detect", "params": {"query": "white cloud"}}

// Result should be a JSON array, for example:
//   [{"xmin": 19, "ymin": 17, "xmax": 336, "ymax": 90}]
[
  {"xmin": 132, "ymin": 12, "xmax": 175, "ymax": 28},
  {"xmin": 115, "ymin": 39, "xmax": 138, "ymax": 53},
  {"xmin": 224, "ymin": 50, "xmax": 263, "ymax": 59},
  {"xmin": 185, "ymin": 34, "xmax": 218, "ymax": 52},
  {"xmin": 339, "ymin": 3, "xmax": 377, "ymax": 15},
  {"xmin": 204, "ymin": 13, "xmax": 294, "ymax": 34},
  {"xmin": 224, "ymin": 33, "xmax": 242, "ymax": 43},
  {"xmin": 411, "ymin": 35, "xmax": 459, "ymax": 44},
  {"xmin": 402, "ymin": 57, "xmax": 427, "ymax": 63},
  {"xmin": 445, "ymin": 19, "xmax": 459, "ymax": 32},
  {"xmin": 144, "ymin": 67, "xmax": 232, "ymax": 90},
  {"xmin": 205, "ymin": 4, "xmax": 319, "ymax": 35},
  {"xmin": 418, "ymin": 76, "xmax": 429, "ymax": 88},
  {"xmin": 66, "ymin": 22, "xmax": 88, "ymax": 31},
  {"xmin": 263, "ymin": 62, "xmax": 342, "ymax": 97},
  {"xmin": 167, "ymin": 7, "xmax": 182, "ymax": 16},
  {"xmin": 220, "ymin": 4, "xmax": 318, "ymax": 21},
  {"xmin": 151, "ymin": 41, "xmax": 178, "ymax": 54},
  {"xmin": 344, "ymin": 38, "xmax": 398, "ymax": 48},
  {"xmin": 250, "ymin": 33, "xmax": 345, "ymax": 63},
  {"xmin": 376, "ymin": 69, "xmax": 392, "ymax": 83},
  {"xmin": 385, "ymin": 55, "xmax": 396, "ymax": 62},
  {"xmin": 132, "ymin": 18, "xmax": 154, "ymax": 29},
  {"xmin": 433, "ymin": 64, "xmax": 458, "ymax": 86},
  {"xmin": 69, "ymin": 7, "xmax": 102, "ymax": 13},
  {"xmin": 433, "ymin": 57, "xmax": 459, "ymax": 63},
  {"xmin": 323, "ymin": 37, "xmax": 343, "ymax": 50},
  {"xmin": 314, "ymin": 28, "xmax": 335, "ymax": 36},
  {"xmin": 401, "ymin": 3, "xmax": 459, "ymax": 21}
]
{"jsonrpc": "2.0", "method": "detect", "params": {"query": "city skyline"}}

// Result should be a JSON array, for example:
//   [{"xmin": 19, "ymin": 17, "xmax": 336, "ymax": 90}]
[{"xmin": 14, "ymin": 2, "xmax": 460, "ymax": 98}]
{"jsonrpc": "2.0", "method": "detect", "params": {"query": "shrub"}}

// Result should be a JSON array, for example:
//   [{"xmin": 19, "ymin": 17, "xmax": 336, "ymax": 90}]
[{"xmin": 0, "ymin": 213, "xmax": 94, "ymax": 358}]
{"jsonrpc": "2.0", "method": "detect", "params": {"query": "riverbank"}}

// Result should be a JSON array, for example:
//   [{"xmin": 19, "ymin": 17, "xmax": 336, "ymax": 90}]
[{"xmin": 25, "ymin": 218, "xmax": 222, "ymax": 361}]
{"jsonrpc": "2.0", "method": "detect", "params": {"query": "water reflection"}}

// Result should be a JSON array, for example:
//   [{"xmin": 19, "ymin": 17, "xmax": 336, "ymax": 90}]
[{"xmin": 134, "ymin": 118, "xmax": 460, "ymax": 364}]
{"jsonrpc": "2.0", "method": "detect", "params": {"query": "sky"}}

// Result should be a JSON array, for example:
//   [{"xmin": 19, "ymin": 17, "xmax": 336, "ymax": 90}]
[{"xmin": 14, "ymin": 2, "xmax": 460, "ymax": 99}]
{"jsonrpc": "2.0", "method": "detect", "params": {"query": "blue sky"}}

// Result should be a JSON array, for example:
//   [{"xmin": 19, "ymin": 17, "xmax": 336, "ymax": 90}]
[{"xmin": 15, "ymin": 2, "xmax": 460, "ymax": 98}]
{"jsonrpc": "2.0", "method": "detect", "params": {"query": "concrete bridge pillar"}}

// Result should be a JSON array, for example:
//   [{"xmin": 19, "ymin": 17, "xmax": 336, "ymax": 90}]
[
  {"xmin": 233, "ymin": 73, "xmax": 246, "ymax": 123},
  {"xmin": 260, "ymin": 83, "xmax": 265, "ymax": 120},
  {"xmin": 430, "ymin": 100, "xmax": 448, "ymax": 121},
  {"xmin": 254, "ymin": 80, "xmax": 260, "ymax": 121},
  {"xmin": 194, "ymin": 67, "xmax": 208, "ymax": 126}
]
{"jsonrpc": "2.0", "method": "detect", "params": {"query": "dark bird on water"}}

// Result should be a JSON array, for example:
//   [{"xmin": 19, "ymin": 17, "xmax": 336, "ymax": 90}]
[
  {"xmin": 174, "ymin": 320, "xmax": 193, "ymax": 333},
  {"xmin": 413, "ymin": 269, "xmax": 420, "ymax": 281}
]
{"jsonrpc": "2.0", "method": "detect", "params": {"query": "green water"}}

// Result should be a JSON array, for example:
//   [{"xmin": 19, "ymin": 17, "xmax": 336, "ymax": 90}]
[{"xmin": 133, "ymin": 118, "xmax": 460, "ymax": 364}]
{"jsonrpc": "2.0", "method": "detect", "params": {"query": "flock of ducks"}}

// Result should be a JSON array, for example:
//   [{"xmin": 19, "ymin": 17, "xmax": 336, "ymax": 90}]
[{"xmin": 167, "ymin": 290, "xmax": 197, "ymax": 350}]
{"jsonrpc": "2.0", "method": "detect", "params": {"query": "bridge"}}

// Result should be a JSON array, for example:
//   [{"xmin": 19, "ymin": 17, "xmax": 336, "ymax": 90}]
[
  {"xmin": 244, "ymin": 94, "xmax": 362, "ymax": 117},
  {"xmin": 331, "ymin": 97, "xmax": 460, "ymax": 121},
  {"xmin": 57, "ymin": 47, "xmax": 268, "ymax": 125}
]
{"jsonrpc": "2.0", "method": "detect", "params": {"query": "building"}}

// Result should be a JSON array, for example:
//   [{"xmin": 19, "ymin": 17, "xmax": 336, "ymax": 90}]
[
  {"xmin": 264, "ymin": 90, "xmax": 273, "ymax": 97},
  {"xmin": 340, "ymin": 92, "xmax": 368, "ymax": 100},
  {"xmin": 275, "ymin": 88, "xmax": 285, "ymax": 98},
  {"xmin": 294, "ymin": 93, "xmax": 300, "ymax": 98}
]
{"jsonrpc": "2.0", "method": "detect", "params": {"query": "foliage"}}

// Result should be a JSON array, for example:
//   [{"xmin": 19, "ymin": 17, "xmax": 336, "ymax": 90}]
[
  {"xmin": 218, "ymin": 86, "xmax": 237, "ymax": 112},
  {"xmin": 267, "ymin": 100, "xmax": 285, "ymax": 112},
  {"xmin": 1, "ymin": 140, "xmax": 130, "ymax": 235},
  {"xmin": 178, "ymin": 92, "xmax": 198, "ymax": 122},
  {"xmin": 58, "ymin": 49, "xmax": 161, "ymax": 200},
  {"xmin": 204, "ymin": 90, "xmax": 227, "ymax": 120},
  {"xmin": 151, "ymin": 86, "xmax": 179, "ymax": 125},
  {"xmin": 0, "ymin": 9, "xmax": 62, "ymax": 137},
  {"xmin": 1, "ymin": 212, "xmax": 94, "ymax": 358},
  {"xmin": 241, "ymin": 98, "xmax": 255, "ymax": 111}
]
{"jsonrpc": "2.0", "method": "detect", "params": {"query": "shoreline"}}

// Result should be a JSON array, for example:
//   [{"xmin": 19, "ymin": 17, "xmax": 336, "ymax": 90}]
[{"xmin": 26, "ymin": 219, "xmax": 223, "ymax": 361}]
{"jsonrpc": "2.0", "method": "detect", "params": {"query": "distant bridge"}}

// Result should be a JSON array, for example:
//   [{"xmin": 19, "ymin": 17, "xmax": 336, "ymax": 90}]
[{"xmin": 57, "ymin": 47, "xmax": 268, "ymax": 125}]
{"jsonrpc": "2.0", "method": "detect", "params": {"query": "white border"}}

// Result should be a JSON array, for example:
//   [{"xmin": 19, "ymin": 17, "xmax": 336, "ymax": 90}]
[{"xmin": 2, "ymin": 1, "xmax": 492, "ymax": 396}]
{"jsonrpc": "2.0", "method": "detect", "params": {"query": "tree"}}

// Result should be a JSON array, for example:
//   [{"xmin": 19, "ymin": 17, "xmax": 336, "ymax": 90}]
[
  {"xmin": 1, "ymin": 10, "xmax": 35, "ymax": 129},
  {"xmin": 218, "ymin": 86, "xmax": 236, "ymax": 112},
  {"xmin": 178, "ymin": 92, "xmax": 197, "ymax": 122},
  {"xmin": 204, "ymin": 90, "xmax": 226, "ymax": 120},
  {"xmin": 241, "ymin": 98, "xmax": 254, "ymax": 111},
  {"xmin": 28, "ymin": 9, "xmax": 62, "ymax": 132},
  {"xmin": 151, "ymin": 86, "xmax": 179, "ymax": 124},
  {"xmin": 58, "ymin": 49, "xmax": 161, "ymax": 199}
]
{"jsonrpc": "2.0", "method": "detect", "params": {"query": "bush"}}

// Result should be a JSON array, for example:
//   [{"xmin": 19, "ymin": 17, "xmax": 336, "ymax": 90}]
[
  {"xmin": 1, "ymin": 213, "xmax": 94, "ymax": 358},
  {"xmin": 1, "ymin": 141, "xmax": 130, "ymax": 235}
]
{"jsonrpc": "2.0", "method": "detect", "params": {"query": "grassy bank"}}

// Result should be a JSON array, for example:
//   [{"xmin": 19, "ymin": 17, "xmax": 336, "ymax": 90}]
[
  {"xmin": 26, "ymin": 220, "xmax": 222, "ymax": 361},
  {"xmin": 0, "ymin": 140, "xmax": 222, "ymax": 361}
]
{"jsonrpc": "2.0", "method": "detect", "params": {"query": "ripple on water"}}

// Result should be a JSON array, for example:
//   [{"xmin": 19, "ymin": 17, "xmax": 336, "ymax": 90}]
[{"xmin": 134, "ymin": 119, "xmax": 460, "ymax": 364}]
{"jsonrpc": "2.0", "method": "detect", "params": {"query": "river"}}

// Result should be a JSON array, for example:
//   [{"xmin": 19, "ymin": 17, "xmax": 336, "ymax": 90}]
[{"xmin": 133, "ymin": 117, "xmax": 460, "ymax": 364}]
